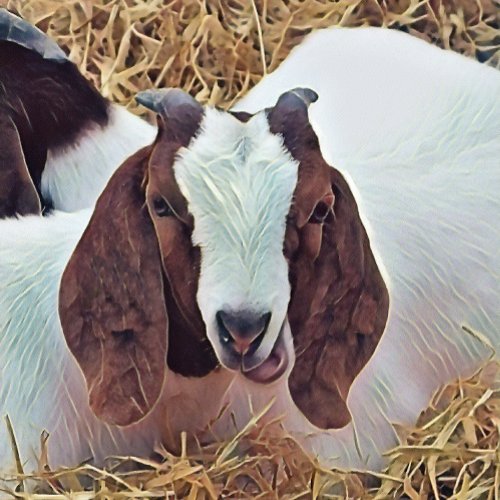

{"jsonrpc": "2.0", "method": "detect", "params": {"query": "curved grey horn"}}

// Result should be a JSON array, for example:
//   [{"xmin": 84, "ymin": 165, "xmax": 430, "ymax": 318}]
[
  {"xmin": 267, "ymin": 87, "xmax": 318, "ymax": 130},
  {"xmin": 0, "ymin": 9, "xmax": 67, "ymax": 62},
  {"xmin": 266, "ymin": 88, "xmax": 320, "ymax": 151},
  {"xmin": 136, "ymin": 88, "xmax": 204, "ymax": 146},
  {"xmin": 274, "ymin": 87, "xmax": 318, "ymax": 110},
  {"xmin": 289, "ymin": 87, "xmax": 318, "ymax": 106},
  {"xmin": 135, "ymin": 88, "xmax": 203, "ymax": 119}
]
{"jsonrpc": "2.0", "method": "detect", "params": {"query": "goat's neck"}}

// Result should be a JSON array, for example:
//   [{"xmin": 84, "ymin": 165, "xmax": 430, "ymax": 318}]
[{"xmin": 41, "ymin": 105, "xmax": 156, "ymax": 211}]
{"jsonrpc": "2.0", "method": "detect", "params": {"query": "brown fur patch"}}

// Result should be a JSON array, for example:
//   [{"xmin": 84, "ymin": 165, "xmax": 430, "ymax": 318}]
[
  {"xmin": 59, "ymin": 148, "xmax": 168, "ymax": 426},
  {"xmin": 145, "ymin": 97, "xmax": 217, "ymax": 376}
]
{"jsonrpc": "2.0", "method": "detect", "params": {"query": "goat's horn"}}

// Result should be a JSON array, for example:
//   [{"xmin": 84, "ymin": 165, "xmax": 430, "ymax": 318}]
[
  {"xmin": 0, "ymin": 8, "xmax": 67, "ymax": 61},
  {"xmin": 274, "ymin": 87, "xmax": 318, "ymax": 112},
  {"xmin": 267, "ymin": 87, "xmax": 318, "ymax": 132},
  {"xmin": 136, "ymin": 88, "xmax": 202, "ymax": 119},
  {"xmin": 289, "ymin": 88, "xmax": 318, "ymax": 106},
  {"xmin": 266, "ymin": 87, "xmax": 319, "ymax": 142},
  {"xmin": 136, "ymin": 88, "xmax": 204, "ymax": 147}
]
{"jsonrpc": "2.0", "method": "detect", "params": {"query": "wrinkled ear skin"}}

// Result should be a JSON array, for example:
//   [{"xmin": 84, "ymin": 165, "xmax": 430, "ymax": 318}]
[
  {"xmin": 287, "ymin": 169, "xmax": 389, "ymax": 429},
  {"xmin": 0, "ymin": 110, "xmax": 41, "ymax": 217},
  {"xmin": 59, "ymin": 148, "xmax": 168, "ymax": 426},
  {"xmin": 269, "ymin": 102, "xmax": 389, "ymax": 430}
]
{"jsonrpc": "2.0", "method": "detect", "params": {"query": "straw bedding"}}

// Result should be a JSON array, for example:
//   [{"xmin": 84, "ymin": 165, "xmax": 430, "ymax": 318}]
[
  {"xmin": 0, "ymin": 0, "xmax": 498, "ymax": 497},
  {"xmin": 3, "ymin": 0, "xmax": 498, "ymax": 114},
  {"xmin": 1, "ymin": 363, "xmax": 498, "ymax": 498}
]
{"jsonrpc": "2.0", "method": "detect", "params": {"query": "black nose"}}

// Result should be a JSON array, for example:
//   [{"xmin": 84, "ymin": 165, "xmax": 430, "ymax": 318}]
[{"xmin": 216, "ymin": 310, "xmax": 272, "ymax": 355}]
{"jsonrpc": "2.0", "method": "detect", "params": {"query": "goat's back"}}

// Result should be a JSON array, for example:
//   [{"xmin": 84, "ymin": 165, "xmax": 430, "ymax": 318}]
[{"xmin": 236, "ymin": 27, "xmax": 500, "ymax": 469}]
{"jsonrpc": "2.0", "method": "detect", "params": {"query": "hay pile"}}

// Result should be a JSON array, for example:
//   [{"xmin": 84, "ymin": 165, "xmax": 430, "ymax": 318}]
[
  {"xmin": 3, "ymin": 0, "xmax": 499, "ymax": 117},
  {"xmin": 0, "ymin": 0, "xmax": 498, "ymax": 497},
  {"xmin": 1, "ymin": 363, "xmax": 498, "ymax": 498}
]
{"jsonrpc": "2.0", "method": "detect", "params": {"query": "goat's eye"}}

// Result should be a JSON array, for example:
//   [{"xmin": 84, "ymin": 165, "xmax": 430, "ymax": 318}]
[
  {"xmin": 309, "ymin": 201, "xmax": 331, "ymax": 224},
  {"xmin": 153, "ymin": 196, "xmax": 174, "ymax": 217}
]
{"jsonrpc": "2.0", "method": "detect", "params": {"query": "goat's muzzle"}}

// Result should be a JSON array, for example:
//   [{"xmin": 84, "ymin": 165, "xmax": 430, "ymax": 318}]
[
  {"xmin": 216, "ymin": 312, "xmax": 289, "ymax": 384},
  {"xmin": 216, "ymin": 309, "xmax": 271, "ymax": 355}
]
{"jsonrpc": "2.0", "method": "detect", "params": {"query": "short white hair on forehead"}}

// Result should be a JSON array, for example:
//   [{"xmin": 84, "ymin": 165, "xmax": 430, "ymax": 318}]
[{"xmin": 173, "ymin": 108, "xmax": 299, "ymax": 329}]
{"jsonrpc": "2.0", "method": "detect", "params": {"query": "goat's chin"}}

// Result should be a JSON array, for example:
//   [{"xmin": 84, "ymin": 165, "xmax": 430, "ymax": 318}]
[{"xmin": 241, "ymin": 323, "xmax": 289, "ymax": 384}]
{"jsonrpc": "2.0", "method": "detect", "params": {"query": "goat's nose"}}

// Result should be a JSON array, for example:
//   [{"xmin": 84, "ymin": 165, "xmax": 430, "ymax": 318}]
[{"xmin": 216, "ymin": 310, "xmax": 272, "ymax": 355}]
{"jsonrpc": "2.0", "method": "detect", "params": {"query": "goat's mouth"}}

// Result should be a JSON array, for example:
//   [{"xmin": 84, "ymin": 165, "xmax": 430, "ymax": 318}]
[{"xmin": 240, "ymin": 322, "xmax": 288, "ymax": 384}]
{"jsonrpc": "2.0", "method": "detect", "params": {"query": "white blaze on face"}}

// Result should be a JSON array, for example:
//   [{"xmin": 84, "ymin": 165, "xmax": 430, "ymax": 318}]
[{"xmin": 173, "ymin": 108, "xmax": 299, "ymax": 363}]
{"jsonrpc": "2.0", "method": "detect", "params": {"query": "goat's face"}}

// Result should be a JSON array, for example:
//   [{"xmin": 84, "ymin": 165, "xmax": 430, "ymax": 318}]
[
  {"xmin": 171, "ymin": 110, "xmax": 298, "ymax": 381},
  {"xmin": 59, "ymin": 88, "xmax": 389, "ymax": 431}
]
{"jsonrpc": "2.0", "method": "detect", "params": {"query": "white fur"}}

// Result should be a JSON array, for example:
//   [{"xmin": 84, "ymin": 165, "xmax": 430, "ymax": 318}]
[
  {"xmin": 41, "ymin": 104, "xmax": 156, "ymax": 211},
  {"xmin": 0, "ymin": 27, "xmax": 498, "ymax": 477},
  {"xmin": 174, "ymin": 109, "xmax": 298, "ymax": 367}
]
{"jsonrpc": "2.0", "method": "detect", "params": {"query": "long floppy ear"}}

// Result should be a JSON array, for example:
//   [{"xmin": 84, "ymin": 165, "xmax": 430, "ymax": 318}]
[
  {"xmin": 59, "ymin": 148, "xmax": 168, "ymax": 426},
  {"xmin": 269, "ymin": 89, "xmax": 389, "ymax": 429},
  {"xmin": 288, "ymin": 169, "xmax": 389, "ymax": 429},
  {"xmin": 0, "ymin": 111, "xmax": 41, "ymax": 217}
]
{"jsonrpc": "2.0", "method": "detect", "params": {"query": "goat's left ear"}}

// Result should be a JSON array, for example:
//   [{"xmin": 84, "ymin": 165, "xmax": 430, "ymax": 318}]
[
  {"xmin": 287, "ymin": 167, "xmax": 390, "ymax": 429},
  {"xmin": 59, "ymin": 148, "xmax": 168, "ymax": 426}
]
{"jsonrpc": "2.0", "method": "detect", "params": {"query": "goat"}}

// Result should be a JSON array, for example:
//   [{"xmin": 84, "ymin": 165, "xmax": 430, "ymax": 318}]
[
  {"xmin": 0, "ymin": 27, "xmax": 499, "ymax": 475},
  {"xmin": 0, "ymin": 9, "xmax": 155, "ymax": 217},
  {"xmin": 0, "ymin": 86, "xmax": 388, "ymax": 474}
]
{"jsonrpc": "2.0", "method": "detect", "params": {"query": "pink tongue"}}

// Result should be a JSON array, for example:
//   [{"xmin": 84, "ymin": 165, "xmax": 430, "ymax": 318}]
[{"xmin": 243, "ymin": 341, "xmax": 288, "ymax": 384}]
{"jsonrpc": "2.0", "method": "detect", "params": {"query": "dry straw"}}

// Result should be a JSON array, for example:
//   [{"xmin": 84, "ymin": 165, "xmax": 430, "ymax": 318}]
[
  {"xmin": 3, "ymin": 0, "xmax": 498, "ymax": 117},
  {"xmin": 0, "ymin": 363, "xmax": 498, "ymax": 498},
  {"xmin": 0, "ymin": 0, "xmax": 499, "ymax": 497}
]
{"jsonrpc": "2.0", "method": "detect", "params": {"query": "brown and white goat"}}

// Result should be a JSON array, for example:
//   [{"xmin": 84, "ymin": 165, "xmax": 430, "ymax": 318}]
[
  {"xmin": 1, "ymin": 26, "xmax": 499, "ymax": 477},
  {"xmin": 0, "ymin": 88, "xmax": 388, "ymax": 473}
]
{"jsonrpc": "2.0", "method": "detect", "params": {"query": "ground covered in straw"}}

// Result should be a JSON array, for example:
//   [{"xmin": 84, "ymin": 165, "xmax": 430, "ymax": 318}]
[
  {"xmin": 1, "ymin": 363, "xmax": 498, "ymax": 498},
  {"xmin": 0, "ymin": 0, "xmax": 499, "ymax": 498}
]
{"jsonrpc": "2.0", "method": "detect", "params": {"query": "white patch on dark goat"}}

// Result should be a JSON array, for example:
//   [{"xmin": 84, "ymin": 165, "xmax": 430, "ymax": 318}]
[
  {"xmin": 174, "ymin": 109, "xmax": 299, "ymax": 369},
  {"xmin": 41, "ymin": 104, "xmax": 156, "ymax": 211}
]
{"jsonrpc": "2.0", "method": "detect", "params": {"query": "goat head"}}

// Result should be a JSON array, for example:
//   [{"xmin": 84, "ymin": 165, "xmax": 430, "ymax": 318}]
[{"xmin": 59, "ymin": 87, "xmax": 388, "ymax": 430}]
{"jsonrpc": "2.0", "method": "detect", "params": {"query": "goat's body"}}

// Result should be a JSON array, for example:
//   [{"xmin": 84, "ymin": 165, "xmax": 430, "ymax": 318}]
[
  {"xmin": 0, "ymin": 26, "xmax": 108, "ymax": 216},
  {"xmin": 0, "ymin": 10, "xmax": 157, "ymax": 215},
  {"xmin": 237, "ymin": 27, "xmax": 500, "ymax": 468},
  {"xmin": 41, "ymin": 105, "xmax": 156, "ymax": 211},
  {"xmin": 0, "ymin": 27, "xmax": 499, "ymax": 474},
  {"xmin": 0, "ymin": 213, "xmax": 233, "ymax": 470}
]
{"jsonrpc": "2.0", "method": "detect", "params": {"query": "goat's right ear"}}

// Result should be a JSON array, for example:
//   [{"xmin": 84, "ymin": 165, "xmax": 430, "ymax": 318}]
[
  {"xmin": 0, "ymin": 112, "xmax": 41, "ymax": 217},
  {"xmin": 59, "ymin": 148, "xmax": 168, "ymax": 426}
]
